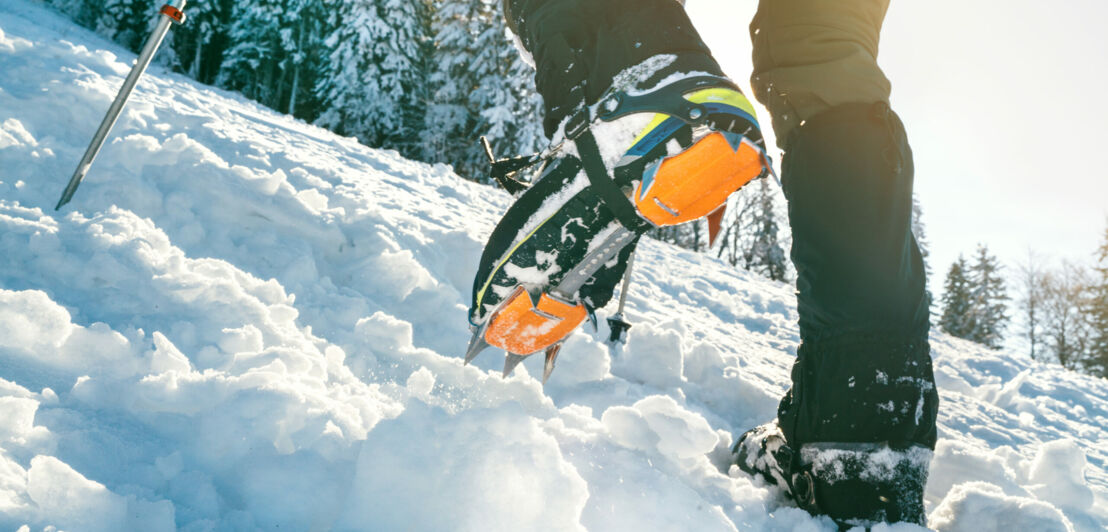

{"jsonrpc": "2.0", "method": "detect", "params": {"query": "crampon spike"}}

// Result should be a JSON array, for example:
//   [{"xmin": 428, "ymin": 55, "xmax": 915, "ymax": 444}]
[
  {"xmin": 542, "ymin": 344, "xmax": 562, "ymax": 384},
  {"xmin": 706, "ymin": 204, "xmax": 726, "ymax": 247},
  {"xmin": 722, "ymin": 130, "xmax": 746, "ymax": 153},
  {"xmin": 503, "ymin": 353, "xmax": 528, "ymax": 377},
  {"xmin": 586, "ymin": 308, "xmax": 599, "ymax": 333},
  {"xmin": 464, "ymin": 332, "xmax": 491, "ymax": 365}
]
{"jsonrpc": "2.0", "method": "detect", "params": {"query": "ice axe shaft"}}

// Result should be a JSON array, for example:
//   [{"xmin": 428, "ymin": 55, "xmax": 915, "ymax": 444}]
[
  {"xmin": 607, "ymin": 250, "xmax": 635, "ymax": 344},
  {"xmin": 56, "ymin": 1, "xmax": 187, "ymax": 210}
]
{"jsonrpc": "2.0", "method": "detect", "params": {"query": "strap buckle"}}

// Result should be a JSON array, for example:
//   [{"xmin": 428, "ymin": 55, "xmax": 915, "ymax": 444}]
[{"xmin": 564, "ymin": 108, "xmax": 590, "ymax": 140}]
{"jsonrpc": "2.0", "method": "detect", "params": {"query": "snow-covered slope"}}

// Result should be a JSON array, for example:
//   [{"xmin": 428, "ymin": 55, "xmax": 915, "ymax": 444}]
[{"xmin": 0, "ymin": 2, "xmax": 1105, "ymax": 530}]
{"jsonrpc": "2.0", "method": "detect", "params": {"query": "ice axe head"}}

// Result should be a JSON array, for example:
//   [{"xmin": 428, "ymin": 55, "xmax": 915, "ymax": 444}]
[{"xmin": 607, "ymin": 314, "xmax": 632, "ymax": 344}]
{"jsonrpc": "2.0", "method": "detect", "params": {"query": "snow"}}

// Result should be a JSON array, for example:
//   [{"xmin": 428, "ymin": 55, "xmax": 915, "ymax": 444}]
[{"xmin": 0, "ymin": 1, "xmax": 1106, "ymax": 530}]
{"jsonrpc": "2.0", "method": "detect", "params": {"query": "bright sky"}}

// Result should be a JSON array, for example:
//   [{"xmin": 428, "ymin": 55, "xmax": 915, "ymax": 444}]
[{"xmin": 686, "ymin": 0, "xmax": 1108, "ymax": 300}]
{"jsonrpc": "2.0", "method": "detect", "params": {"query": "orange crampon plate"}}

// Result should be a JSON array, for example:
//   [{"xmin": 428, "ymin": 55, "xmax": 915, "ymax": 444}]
[
  {"xmin": 634, "ymin": 131, "xmax": 765, "ymax": 227},
  {"xmin": 483, "ymin": 287, "xmax": 587, "ymax": 355}
]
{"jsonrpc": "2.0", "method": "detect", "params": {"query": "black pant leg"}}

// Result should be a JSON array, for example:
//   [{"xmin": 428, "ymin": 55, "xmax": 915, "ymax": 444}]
[
  {"xmin": 775, "ymin": 103, "xmax": 937, "ymax": 449},
  {"xmin": 748, "ymin": 0, "xmax": 939, "ymax": 449}
]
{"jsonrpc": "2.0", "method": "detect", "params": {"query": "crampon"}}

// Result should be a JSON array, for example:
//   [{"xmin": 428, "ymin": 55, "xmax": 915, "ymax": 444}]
[{"xmin": 466, "ymin": 73, "xmax": 771, "ymax": 382}]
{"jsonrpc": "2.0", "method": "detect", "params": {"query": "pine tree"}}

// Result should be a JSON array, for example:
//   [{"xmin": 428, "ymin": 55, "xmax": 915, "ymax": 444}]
[
  {"xmin": 170, "ymin": 0, "xmax": 231, "ymax": 84},
  {"xmin": 280, "ymin": 0, "xmax": 334, "ymax": 118},
  {"xmin": 423, "ymin": 0, "xmax": 478, "ymax": 173},
  {"xmin": 911, "ymin": 194, "xmax": 931, "ymax": 279},
  {"xmin": 504, "ymin": 41, "xmax": 545, "ymax": 158},
  {"xmin": 316, "ymin": 0, "xmax": 430, "ymax": 158},
  {"xmin": 742, "ymin": 178, "xmax": 787, "ymax": 281},
  {"xmin": 423, "ymin": 0, "xmax": 491, "ymax": 178},
  {"xmin": 968, "ymin": 244, "xmax": 1009, "ymax": 349},
  {"xmin": 218, "ymin": 0, "xmax": 287, "ymax": 108},
  {"xmin": 940, "ymin": 255, "xmax": 974, "ymax": 339},
  {"xmin": 49, "ymin": 0, "xmax": 105, "ymax": 28},
  {"xmin": 423, "ymin": 0, "xmax": 543, "ymax": 179},
  {"xmin": 97, "ymin": 0, "xmax": 155, "ymax": 53},
  {"xmin": 911, "ymin": 194, "xmax": 933, "ymax": 312}
]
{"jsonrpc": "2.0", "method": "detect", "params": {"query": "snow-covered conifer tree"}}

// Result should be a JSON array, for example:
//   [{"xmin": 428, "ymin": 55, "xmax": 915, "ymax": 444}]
[
  {"xmin": 49, "ymin": 0, "xmax": 104, "ymax": 27},
  {"xmin": 741, "ymin": 179, "xmax": 787, "ymax": 281},
  {"xmin": 423, "ymin": 0, "xmax": 482, "ymax": 175},
  {"xmin": 218, "ymin": 0, "xmax": 286, "ymax": 108},
  {"xmin": 911, "ymin": 194, "xmax": 930, "ymax": 272},
  {"xmin": 505, "ymin": 46, "xmax": 544, "ymax": 157},
  {"xmin": 316, "ymin": 0, "xmax": 429, "ymax": 157},
  {"xmin": 279, "ymin": 0, "xmax": 335, "ymax": 118},
  {"xmin": 968, "ymin": 244, "xmax": 1009, "ymax": 349},
  {"xmin": 911, "ymin": 194, "xmax": 933, "ymax": 311},
  {"xmin": 424, "ymin": 0, "xmax": 543, "ymax": 180},
  {"xmin": 170, "ymin": 0, "xmax": 228, "ymax": 84},
  {"xmin": 940, "ymin": 255, "xmax": 974, "ymax": 339},
  {"xmin": 97, "ymin": 0, "xmax": 155, "ymax": 52},
  {"xmin": 652, "ymin": 222, "xmax": 700, "ymax": 252}
]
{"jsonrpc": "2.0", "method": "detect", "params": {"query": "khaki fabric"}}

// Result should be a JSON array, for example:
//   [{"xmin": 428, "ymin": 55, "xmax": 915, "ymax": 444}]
[{"xmin": 750, "ymin": 0, "xmax": 892, "ymax": 148}]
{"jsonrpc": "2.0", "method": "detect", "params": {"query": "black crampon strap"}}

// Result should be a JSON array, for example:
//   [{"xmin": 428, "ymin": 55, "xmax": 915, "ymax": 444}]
[{"xmin": 572, "ymin": 129, "xmax": 653, "ymax": 233}]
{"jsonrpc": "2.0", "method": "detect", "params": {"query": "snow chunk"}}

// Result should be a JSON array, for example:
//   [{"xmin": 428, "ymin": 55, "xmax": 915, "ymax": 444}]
[
  {"xmin": 0, "ymin": 289, "xmax": 73, "ymax": 352},
  {"xmin": 0, "ymin": 397, "xmax": 39, "ymax": 444},
  {"xmin": 234, "ymin": 165, "xmax": 287, "ymax": 196},
  {"xmin": 927, "ymin": 439, "xmax": 1024, "ymax": 503},
  {"xmin": 296, "ymin": 187, "xmax": 330, "ymax": 212},
  {"xmin": 364, "ymin": 249, "xmax": 437, "ymax": 302},
  {"xmin": 0, "ymin": 289, "xmax": 141, "ymax": 378},
  {"xmin": 0, "ymin": 118, "xmax": 35, "ymax": 149},
  {"xmin": 149, "ymin": 331, "xmax": 191, "ymax": 374},
  {"xmin": 602, "ymin": 395, "xmax": 716, "ymax": 461},
  {"xmin": 354, "ymin": 311, "xmax": 415, "ymax": 353},
  {"xmin": 0, "ymin": 452, "xmax": 28, "ymax": 516},
  {"xmin": 406, "ymin": 366, "xmax": 435, "ymax": 402},
  {"xmin": 1027, "ymin": 440, "xmax": 1095, "ymax": 512},
  {"xmin": 929, "ymin": 481, "xmax": 1074, "ymax": 532},
  {"xmin": 26, "ymin": 456, "xmax": 175, "ymax": 532},
  {"xmin": 218, "ymin": 324, "xmax": 264, "ymax": 355},
  {"xmin": 337, "ymin": 403, "xmax": 588, "ymax": 531},
  {"xmin": 0, "ymin": 26, "xmax": 32, "ymax": 53},
  {"xmin": 612, "ymin": 323, "xmax": 684, "ymax": 388}
]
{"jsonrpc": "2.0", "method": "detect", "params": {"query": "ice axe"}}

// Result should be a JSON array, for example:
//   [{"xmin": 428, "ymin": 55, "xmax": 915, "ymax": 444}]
[
  {"xmin": 56, "ymin": 1, "xmax": 188, "ymax": 210},
  {"xmin": 607, "ymin": 249, "xmax": 636, "ymax": 344}
]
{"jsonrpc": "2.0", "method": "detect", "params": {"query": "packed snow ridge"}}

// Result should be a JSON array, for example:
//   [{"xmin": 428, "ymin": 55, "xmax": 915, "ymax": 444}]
[{"xmin": 0, "ymin": 2, "xmax": 1105, "ymax": 531}]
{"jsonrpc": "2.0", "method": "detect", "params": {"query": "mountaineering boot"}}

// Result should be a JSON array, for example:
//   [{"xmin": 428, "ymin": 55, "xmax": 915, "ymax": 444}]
[
  {"xmin": 466, "ymin": 0, "xmax": 771, "ymax": 380},
  {"xmin": 732, "ymin": 422, "xmax": 931, "ymax": 528}
]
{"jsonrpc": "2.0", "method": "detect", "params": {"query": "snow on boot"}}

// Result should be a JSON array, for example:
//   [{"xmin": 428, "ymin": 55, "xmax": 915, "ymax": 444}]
[
  {"xmin": 466, "ymin": 62, "xmax": 770, "ymax": 381},
  {"xmin": 733, "ymin": 422, "xmax": 932, "ymax": 528},
  {"xmin": 732, "ymin": 423, "xmax": 818, "ymax": 509}
]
